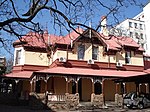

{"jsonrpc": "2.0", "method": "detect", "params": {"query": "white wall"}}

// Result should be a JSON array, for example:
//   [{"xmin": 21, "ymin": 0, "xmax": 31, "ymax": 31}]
[
  {"xmin": 116, "ymin": 18, "xmax": 146, "ymax": 52},
  {"xmin": 143, "ymin": 2, "xmax": 150, "ymax": 55}
]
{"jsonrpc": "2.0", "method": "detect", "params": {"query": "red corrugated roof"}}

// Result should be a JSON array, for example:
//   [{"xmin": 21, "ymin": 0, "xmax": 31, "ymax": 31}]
[
  {"xmin": 56, "ymin": 27, "xmax": 84, "ymax": 45},
  {"xmin": 3, "ymin": 71, "xmax": 33, "ymax": 79},
  {"xmin": 35, "ymin": 67, "xmax": 146, "ymax": 78},
  {"xmin": 14, "ymin": 32, "xmax": 62, "ymax": 47},
  {"xmin": 14, "ymin": 29, "xmax": 144, "ymax": 52}
]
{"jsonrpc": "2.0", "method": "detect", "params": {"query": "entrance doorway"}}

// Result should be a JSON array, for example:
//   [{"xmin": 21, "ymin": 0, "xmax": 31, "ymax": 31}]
[
  {"xmin": 35, "ymin": 80, "xmax": 41, "ymax": 93},
  {"xmin": 94, "ymin": 82, "xmax": 102, "ymax": 94},
  {"xmin": 78, "ymin": 78, "xmax": 92, "ymax": 101}
]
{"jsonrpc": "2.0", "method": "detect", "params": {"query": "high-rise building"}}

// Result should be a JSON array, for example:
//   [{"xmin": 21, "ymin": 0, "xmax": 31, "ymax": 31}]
[
  {"xmin": 143, "ymin": 2, "xmax": 150, "ymax": 55},
  {"xmin": 115, "ymin": 14, "xmax": 147, "ymax": 53},
  {"xmin": 115, "ymin": 2, "xmax": 150, "ymax": 55}
]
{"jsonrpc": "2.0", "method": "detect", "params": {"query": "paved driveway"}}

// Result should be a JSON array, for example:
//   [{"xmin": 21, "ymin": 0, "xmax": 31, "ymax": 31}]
[
  {"xmin": 1, "ymin": 104, "xmax": 150, "ymax": 112},
  {"xmin": 0, "ymin": 104, "xmax": 52, "ymax": 112}
]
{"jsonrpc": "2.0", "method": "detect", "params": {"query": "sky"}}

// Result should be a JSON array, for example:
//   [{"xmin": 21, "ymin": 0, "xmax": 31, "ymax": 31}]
[
  {"xmin": 31, "ymin": 0, "xmax": 149, "ymax": 35},
  {"xmin": 0, "ymin": 0, "xmax": 149, "ymax": 60}
]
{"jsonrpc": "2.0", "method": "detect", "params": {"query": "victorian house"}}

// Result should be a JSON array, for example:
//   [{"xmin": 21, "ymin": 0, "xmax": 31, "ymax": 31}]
[{"xmin": 2, "ymin": 27, "xmax": 149, "ymax": 103}]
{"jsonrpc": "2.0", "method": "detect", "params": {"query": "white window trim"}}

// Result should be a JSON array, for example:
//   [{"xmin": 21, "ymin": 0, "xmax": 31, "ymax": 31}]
[{"xmin": 13, "ymin": 47, "xmax": 25, "ymax": 66}]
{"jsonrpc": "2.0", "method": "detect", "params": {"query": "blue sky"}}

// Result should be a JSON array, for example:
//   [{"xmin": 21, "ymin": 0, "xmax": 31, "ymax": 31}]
[{"xmin": 0, "ymin": 0, "xmax": 149, "ymax": 59}]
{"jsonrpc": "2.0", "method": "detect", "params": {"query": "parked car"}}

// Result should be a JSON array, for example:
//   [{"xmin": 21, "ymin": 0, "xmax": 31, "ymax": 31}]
[{"xmin": 123, "ymin": 92, "xmax": 150, "ymax": 109}]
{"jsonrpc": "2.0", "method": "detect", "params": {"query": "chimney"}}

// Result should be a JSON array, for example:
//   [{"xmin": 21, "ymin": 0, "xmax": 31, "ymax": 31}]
[{"xmin": 100, "ymin": 16, "xmax": 108, "ymax": 36}]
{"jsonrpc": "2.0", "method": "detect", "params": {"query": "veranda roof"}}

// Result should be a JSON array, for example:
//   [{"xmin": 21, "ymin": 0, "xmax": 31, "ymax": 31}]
[
  {"xmin": 3, "ymin": 71, "xmax": 33, "ymax": 79},
  {"xmin": 144, "ymin": 69, "xmax": 150, "ymax": 74},
  {"xmin": 35, "ymin": 67, "xmax": 147, "ymax": 78}
]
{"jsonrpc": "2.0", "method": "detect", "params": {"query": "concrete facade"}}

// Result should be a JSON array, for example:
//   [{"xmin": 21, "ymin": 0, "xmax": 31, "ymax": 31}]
[{"xmin": 115, "ymin": 2, "xmax": 150, "ymax": 55}]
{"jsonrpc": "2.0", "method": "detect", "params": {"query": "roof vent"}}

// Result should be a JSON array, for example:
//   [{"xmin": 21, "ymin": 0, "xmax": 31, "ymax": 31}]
[
  {"xmin": 87, "ymin": 59, "xmax": 94, "ymax": 64},
  {"xmin": 59, "ymin": 57, "xmax": 66, "ymax": 62}
]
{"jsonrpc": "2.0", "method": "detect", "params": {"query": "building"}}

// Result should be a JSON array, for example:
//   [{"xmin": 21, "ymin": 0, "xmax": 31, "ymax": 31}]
[
  {"xmin": 1, "ymin": 28, "xmax": 149, "ymax": 106},
  {"xmin": 115, "ymin": 17, "xmax": 147, "ymax": 53},
  {"xmin": 115, "ymin": 2, "xmax": 150, "ymax": 55},
  {"xmin": 143, "ymin": 2, "xmax": 150, "ymax": 55}
]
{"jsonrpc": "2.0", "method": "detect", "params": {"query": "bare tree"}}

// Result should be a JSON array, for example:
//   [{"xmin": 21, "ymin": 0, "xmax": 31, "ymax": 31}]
[{"xmin": 0, "ymin": 0, "xmax": 146, "ymax": 50}]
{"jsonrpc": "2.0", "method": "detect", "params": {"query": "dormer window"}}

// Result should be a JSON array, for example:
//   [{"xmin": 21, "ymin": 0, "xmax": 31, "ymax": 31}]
[
  {"xmin": 78, "ymin": 44, "xmax": 85, "ymax": 60},
  {"xmin": 92, "ymin": 46, "xmax": 98, "ymax": 60},
  {"xmin": 15, "ymin": 50, "xmax": 21, "ymax": 65},
  {"xmin": 125, "ymin": 51, "xmax": 131, "ymax": 64}
]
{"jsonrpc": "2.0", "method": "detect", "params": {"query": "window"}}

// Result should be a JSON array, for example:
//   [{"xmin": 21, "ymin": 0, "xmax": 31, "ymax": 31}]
[
  {"xmin": 129, "ymin": 32, "xmax": 133, "ymax": 37},
  {"xmin": 125, "ymin": 51, "xmax": 131, "ymax": 64},
  {"xmin": 135, "ymin": 32, "xmax": 139, "ymax": 39},
  {"xmin": 92, "ymin": 46, "xmax": 98, "ymax": 60},
  {"xmin": 134, "ymin": 23, "xmax": 137, "ymax": 28},
  {"xmin": 78, "ymin": 44, "xmax": 85, "ymax": 60},
  {"xmin": 141, "ymin": 43, "xmax": 144, "ymax": 48},
  {"xmin": 15, "ymin": 50, "xmax": 21, "ymax": 65},
  {"xmin": 140, "ymin": 24, "xmax": 143, "ymax": 30},
  {"xmin": 140, "ymin": 33, "xmax": 143, "ymax": 39},
  {"xmin": 129, "ymin": 22, "xmax": 132, "ymax": 27}
]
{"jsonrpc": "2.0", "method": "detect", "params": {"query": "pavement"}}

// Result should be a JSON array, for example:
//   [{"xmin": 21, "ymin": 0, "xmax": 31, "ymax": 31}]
[{"xmin": 1, "ymin": 102, "xmax": 150, "ymax": 112}]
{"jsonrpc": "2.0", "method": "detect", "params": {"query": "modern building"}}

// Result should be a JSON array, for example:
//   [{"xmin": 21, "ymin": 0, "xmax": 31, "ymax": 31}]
[
  {"xmin": 115, "ymin": 17, "xmax": 147, "ymax": 53},
  {"xmin": 143, "ymin": 2, "xmax": 150, "ymax": 55},
  {"xmin": 115, "ymin": 2, "xmax": 150, "ymax": 55}
]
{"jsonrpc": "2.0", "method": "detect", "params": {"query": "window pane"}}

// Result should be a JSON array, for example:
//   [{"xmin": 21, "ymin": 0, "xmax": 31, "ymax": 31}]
[
  {"xmin": 15, "ymin": 50, "xmax": 21, "ymax": 65},
  {"xmin": 78, "ymin": 44, "xmax": 85, "ymax": 60},
  {"xmin": 140, "ymin": 33, "xmax": 143, "ymax": 39},
  {"xmin": 134, "ymin": 23, "xmax": 137, "ymax": 28},
  {"xmin": 92, "ymin": 46, "xmax": 98, "ymax": 60},
  {"xmin": 140, "ymin": 24, "xmax": 143, "ymax": 30},
  {"xmin": 129, "ymin": 22, "xmax": 132, "ymax": 27},
  {"xmin": 129, "ymin": 32, "xmax": 133, "ymax": 37},
  {"xmin": 125, "ymin": 51, "xmax": 131, "ymax": 64}
]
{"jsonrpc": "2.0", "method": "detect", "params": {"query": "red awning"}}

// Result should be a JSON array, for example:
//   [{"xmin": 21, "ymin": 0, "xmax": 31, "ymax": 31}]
[
  {"xmin": 3, "ymin": 71, "xmax": 33, "ymax": 79},
  {"xmin": 35, "ymin": 67, "xmax": 147, "ymax": 78}
]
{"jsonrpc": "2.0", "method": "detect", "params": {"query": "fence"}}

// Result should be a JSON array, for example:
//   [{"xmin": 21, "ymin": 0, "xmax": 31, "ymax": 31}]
[{"xmin": 47, "ymin": 94, "xmax": 65, "ymax": 102}]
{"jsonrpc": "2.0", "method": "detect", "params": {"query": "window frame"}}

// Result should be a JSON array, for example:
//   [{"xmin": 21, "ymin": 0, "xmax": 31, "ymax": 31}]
[
  {"xmin": 140, "ymin": 24, "xmax": 143, "ymax": 30},
  {"xmin": 129, "ymin": 32, "xmax": 133, "ymax": 37},
  {"xmin": 15, "ymin": 49, "xmax": 21, "ymax": 65},
  {"xmin": 125, "ymin": 51, "xmax": 131, "ymax": 64},
  {"xmin": 92, "ymin": 46, "xmax": 99, "ymax": 60},
  {"xmin": 129, "ymin": 22, "xmax": 132, "ymax": 28},
  {"xmin": 134, "ymin": 23, "xmax": 137, "ymax": 29},
  {"xmin": 77, "ymin": 44, "xmax": 85, "ymax": 60}
]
